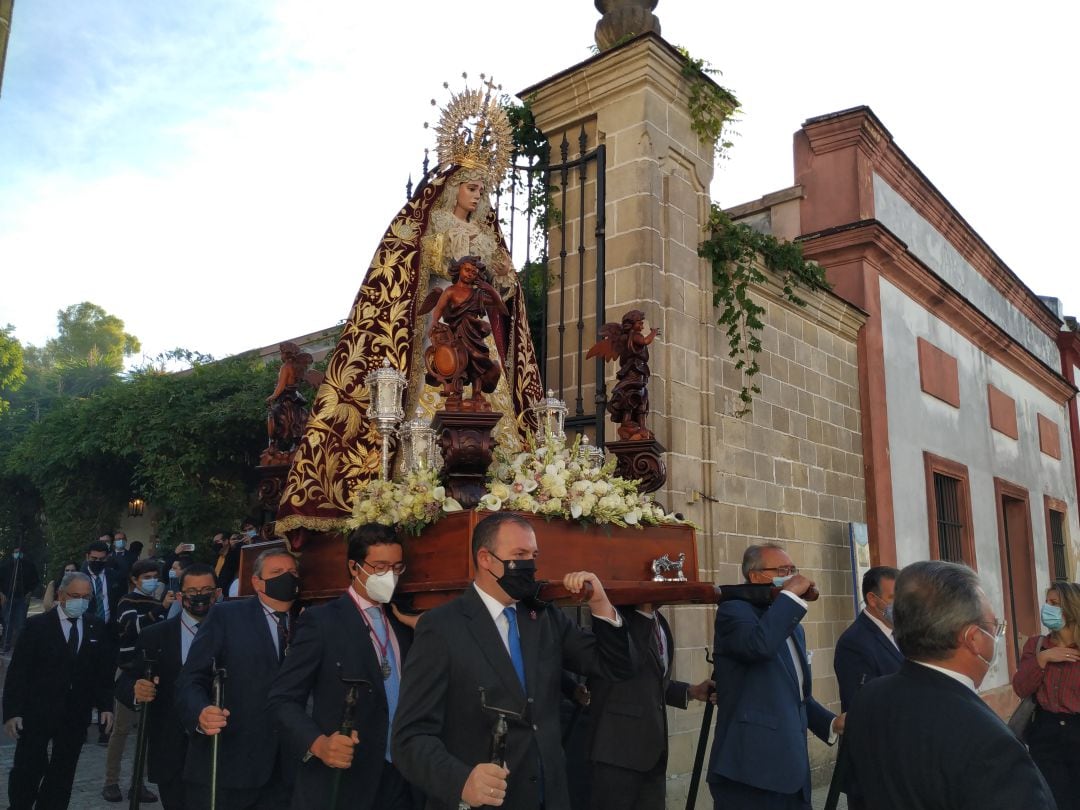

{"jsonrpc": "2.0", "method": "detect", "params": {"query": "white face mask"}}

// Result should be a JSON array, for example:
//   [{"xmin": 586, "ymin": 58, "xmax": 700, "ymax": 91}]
[
  {"xmin": 358, "ymin": 567, "xmax": 399, "ymax": 604},
  {"xmin": 975, "ymin": 626, "xmax": 1001, "ymax": 675}
]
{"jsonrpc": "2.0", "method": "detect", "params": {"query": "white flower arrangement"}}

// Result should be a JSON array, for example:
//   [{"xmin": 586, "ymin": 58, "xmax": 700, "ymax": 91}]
[
  {"xmin": 481, "ymin": 434, "xmax": 682, "ymax": 529},
  {"xmin": 347, "ymin": 435, "xmax": 684, "ymax": 535},
  {"xmin": 347, "ymin": 467, "xmax": 462, "ymax": 536}
]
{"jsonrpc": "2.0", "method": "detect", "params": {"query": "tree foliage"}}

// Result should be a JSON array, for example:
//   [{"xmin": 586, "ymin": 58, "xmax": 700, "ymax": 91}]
[
  {"xmin": 0, "ymin": 302, "xmax": 281, "ymax": 568},
  {"xmin": 0, "ymin": 324, "xmax": 26, "ymax": 414},
  {"xmin": 47, "ymin": 301, "xmax": 141, "ymax": 372}
]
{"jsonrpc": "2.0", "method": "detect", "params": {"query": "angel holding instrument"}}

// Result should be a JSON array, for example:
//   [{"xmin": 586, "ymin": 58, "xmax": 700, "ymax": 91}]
[{"xmin": 587, "ymin": 309, "xmax": 659, "ymax": 441}]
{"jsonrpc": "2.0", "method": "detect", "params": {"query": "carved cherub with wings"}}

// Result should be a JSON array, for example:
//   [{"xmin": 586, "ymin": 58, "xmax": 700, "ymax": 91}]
[{"xmin": 586, "ymin": 309, "xmax": 659, "ymax": 441}]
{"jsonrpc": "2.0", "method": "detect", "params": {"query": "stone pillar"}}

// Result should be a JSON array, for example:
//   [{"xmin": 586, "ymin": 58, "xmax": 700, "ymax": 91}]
[{"xmin": 521, "ymin": 34, "xmax": 721, "ymax": 807}]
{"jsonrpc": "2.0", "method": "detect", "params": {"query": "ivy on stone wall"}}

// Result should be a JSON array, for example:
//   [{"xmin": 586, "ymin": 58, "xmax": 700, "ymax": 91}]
[
  {"xmin": 676, "ymin": 48, "xmax": 740, "ymax": 161},
  {"xmin": 700, "ymin": 206, "xmax": 831, "ymax": 417}
]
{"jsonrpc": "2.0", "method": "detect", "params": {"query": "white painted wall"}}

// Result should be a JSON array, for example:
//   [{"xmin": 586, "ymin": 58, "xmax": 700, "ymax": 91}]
[
  {"xmin": 880, "ymin": 277, "xmax": 1080, "ymax": 691},
  {"xmin": 873, "ymin": 175, "xmax": 1060, "ymax": 369}
]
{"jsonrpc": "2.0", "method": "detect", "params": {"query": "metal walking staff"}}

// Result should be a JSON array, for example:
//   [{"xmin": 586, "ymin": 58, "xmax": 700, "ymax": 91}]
[
  {"xmin": 128, "ymin": 650, "xmax": 157, "ymax": 810},
  {"xmin": 328, "ymin": 668, "xmax": 372, "ymax": 810},
  {"xmin": 209, "ymin": 661, "xmax": 227, "ymax": 810},
  {"xmin": 684, "ymin": 649, "xmax": 714, "ymax": 810}
]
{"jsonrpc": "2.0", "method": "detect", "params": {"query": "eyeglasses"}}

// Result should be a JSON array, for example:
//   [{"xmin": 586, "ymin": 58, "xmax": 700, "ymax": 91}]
[
  {"xmin": 182, "ymin": 587, "xmax": 217, "ymax": 598},
  {"xmin": 362, "ymin": 561, "xmax": 407, "ymax": 576},
  {"xmin": 981, "ymin": 619, "xmax": 1008, "ymax": 638},
  {"xmin": 758, "ymin": 566, "xmax": 799, "ymax": 577}
]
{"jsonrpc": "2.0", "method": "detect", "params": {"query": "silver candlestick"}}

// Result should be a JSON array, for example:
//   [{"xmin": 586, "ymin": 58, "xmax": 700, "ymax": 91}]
[{"xmin": 364, "ymin": 359, "xmax": 408, "ymax": 480}]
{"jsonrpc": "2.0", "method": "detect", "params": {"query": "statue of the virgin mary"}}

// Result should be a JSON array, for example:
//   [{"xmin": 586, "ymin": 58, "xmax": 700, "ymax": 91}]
[{"xmin": 275, "ymin": 84, "xmax": 544, "ymax": 535}]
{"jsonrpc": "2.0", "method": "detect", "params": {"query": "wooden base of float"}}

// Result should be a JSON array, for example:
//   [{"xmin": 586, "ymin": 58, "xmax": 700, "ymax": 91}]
[
  {"xmin": 239, "ymin": 510, "xmax": 706, "ymax": 609},
  {"xmin": 238, "ymin": 512, "xmax": 819, "ymax": 608}
]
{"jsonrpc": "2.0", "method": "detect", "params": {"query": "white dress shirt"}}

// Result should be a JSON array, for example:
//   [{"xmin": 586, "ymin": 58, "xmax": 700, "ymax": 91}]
[
  {"xmin": 179, "ymin": 611, "xmax": 201, "ymax": 665},
  {"xmin": 57, "ymin": 608, "xmax": 84, "ymax": 652},
  {"xmin": 863, "ymin": 607, "xmax": 899, "ymax": 649},
  {"xmin": 911, "ymin": 660, "xmax": 977, "ymax": 693},
  {"xmin": 472, "ymin": 582, "xmax": 622, "ymax": 656}
]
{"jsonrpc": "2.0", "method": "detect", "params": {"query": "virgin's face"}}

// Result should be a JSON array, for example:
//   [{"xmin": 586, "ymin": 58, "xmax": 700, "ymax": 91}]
[{"xmin": 455, "ymin": 182, "xmax": 484, "ymax": 215}]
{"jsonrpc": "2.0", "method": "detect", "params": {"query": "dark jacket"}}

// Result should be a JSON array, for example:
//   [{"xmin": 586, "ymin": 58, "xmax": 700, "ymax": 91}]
[
  {"xmin": 176, "ymin": 596, "xmax": 301, "ymax": 790},
  {"xmin": 707, "ymin": 594, "xmax": 835, "ymax": 801},
  {"xmin": 392, "ymin": 585, "xmax": 635, "ymax": 810},
  {"xmin": 833, "ymin": 610, "xmax": 904, "ymax": 711},
  {"xmin": 586, "ymin": 609, "xmax": 689, "ymax": 772},
  {"xmin": 116, "ymin": 615, "xmax": 189, "ymax": 785},
  {"xmin": 115, "ymin": 590, "xmax": 167, "ymax": 670},
  {"xmin": 845, "ymin": 661, "xmax": 1056, "ymax": 810},
  {"xmin": 83, "ymin": 565, "xmax": 124, "ymax": 631},
  {"xmin": 0, "ymin": 556, "xmax": 40, "ymax": 599},
  {"xmin": 3, "ymin": 609, "xmax": 114, "ymax": 729},
  {"xmin": 267, "ymin": 593, "xmax": 414, "ymax": 810}
]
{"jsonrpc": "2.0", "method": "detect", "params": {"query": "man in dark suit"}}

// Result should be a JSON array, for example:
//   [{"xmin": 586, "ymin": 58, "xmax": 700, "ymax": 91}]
[
  {"xmin": 586, "ymin": 605, "xmax": 713, "ymax": 810},
  {"xmin": 3, "ymin": 571, "xmax": 116, "ymax": 810},
  {"xmin": 707, "ymin": 543, "xmax": 841, "ymax": 810},
  {"xmin": 834, "ymin": 565, "xmax": 902, "ymax": 711},
  {"xmin": 269, "ymin": 524, "xmax": 416, "ymax": 810},
  {"xmin": 392, "ymin": 512, "xmax": 635, "ymax": 810},
  {"xmin": 84, "ymin": 539, "xmax": 125, "ymax": 631},
  {"xmin": 176, "ymin": 548, "xmax": 302, "ymax": 810},
  {"xmin": 845, "ymin": 560, "xmax": 1056, "ymax": 810},
  {"xmin": 116, "ymin": 563, "xmax": 220, "ymax": 810}
]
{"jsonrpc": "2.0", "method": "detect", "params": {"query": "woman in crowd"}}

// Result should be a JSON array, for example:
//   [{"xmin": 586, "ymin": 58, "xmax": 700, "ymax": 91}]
[
  {"xmin": 1012, "ymin": 580, "xmax": 1080, "ymax": 808},
  {"xmin": 40, "ymin": 561, "xmax": 78, "ymax": 611}
]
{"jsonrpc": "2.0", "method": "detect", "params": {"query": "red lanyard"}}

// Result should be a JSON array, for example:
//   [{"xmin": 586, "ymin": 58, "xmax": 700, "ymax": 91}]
[{"xmin": 354, "ymin": 600, "xmax": 393, "ymax": 669}]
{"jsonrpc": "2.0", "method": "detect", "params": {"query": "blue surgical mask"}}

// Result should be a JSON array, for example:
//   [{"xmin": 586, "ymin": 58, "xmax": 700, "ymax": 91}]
[
  {"xmin": 12, "ymin": 551, "xmax": 21, "ymax": 560},
  {"xmin": 1042, "ymin": 603, "xmax": 1066, "ymax": 631},
  {"xmin": 138, "ymin": 578, "xmax": 159, "ymax": 596},
  {"xmin": 883, "ymin": 603, "xmax": 895, "ymax": 625},
  {"xmin": 114, "ymin": 540, "xmax": 125, "ymax": 550},
  {"xmin": 62, "ymin": 597, "xmax": 90, "ymax": 619},
  {"xmin": 246, "ymin": 529, "xmax": 257, "ymax": 539},
  {"xmin": 773, "ymin": 574, "xmax": 794, "ymax": 588}
]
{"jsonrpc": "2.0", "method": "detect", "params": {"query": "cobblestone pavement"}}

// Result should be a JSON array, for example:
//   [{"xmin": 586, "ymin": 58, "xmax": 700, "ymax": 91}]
[{"xmin": 0, "ymin": 719, "xmax": 137, "ymax": 810}]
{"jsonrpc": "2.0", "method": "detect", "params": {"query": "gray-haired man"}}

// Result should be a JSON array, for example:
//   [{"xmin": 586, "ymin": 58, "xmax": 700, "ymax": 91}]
[
  {"xmin": 3, "ymin": 572, "xmax": 116, "ymax": 810},
  {"xmin": 844, "ymin": 560, "xmax": 1056, "ymax": 810}
]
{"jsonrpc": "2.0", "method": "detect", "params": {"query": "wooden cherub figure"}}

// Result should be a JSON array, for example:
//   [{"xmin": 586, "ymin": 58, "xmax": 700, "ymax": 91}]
[
  {"xmin": 419, "ymin": 255, "xmax": 508, "ymax": 411},
  {"xmin": 586, "ymin": 309, "xmax": 659, "ymax": 441},
  {"xmin": 263, "ymin": 342, "xmax": 324, "ymax": 463}
]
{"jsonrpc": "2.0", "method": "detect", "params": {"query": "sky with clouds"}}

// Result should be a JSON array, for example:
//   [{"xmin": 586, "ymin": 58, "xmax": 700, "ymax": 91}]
[{"xmin": 1, "ymin": 0, "xmax": 1076, "ymax": 364}]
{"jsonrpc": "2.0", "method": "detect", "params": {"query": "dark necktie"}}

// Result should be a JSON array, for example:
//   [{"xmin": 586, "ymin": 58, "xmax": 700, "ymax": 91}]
[
  {"xmin": 68, "ymin": 617, "xmax": 80, "ymax": 656},
  {"xmin": 273, "ymin": 611, "xmax": 289, "ymax": 660}
]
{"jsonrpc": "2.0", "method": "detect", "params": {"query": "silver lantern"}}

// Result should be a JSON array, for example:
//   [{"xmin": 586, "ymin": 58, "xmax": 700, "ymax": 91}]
[
  {"xmin": 364, "ymin": 358, "xmax": 408, "ymax": 480},
  {"xmin": 531, "ymin": 389, "xmax": 567, "ymax": 443},
  {"xmin": 400, "ymin": 407, "xmax": 440, "ymax": 473},
  {"xmin": 576, "ymin": 434, "xmax": 606, "ymax": 469}
]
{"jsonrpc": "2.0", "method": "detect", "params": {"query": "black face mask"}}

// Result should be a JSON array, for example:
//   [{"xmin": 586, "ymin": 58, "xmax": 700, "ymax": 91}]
[
  {"xmin": 489, "ymin": 553, "xmax": 538, "ymax": 602},
  {"xmin": 184, "ymin": 593, "xmax": 214, "ymax": 618},
  {"xmin": 87, "ymin": 559, "xmax": 106, "ymax": 575},
  {"xmin": 261, "ymin": 571, "xmax": 301, "ymax": 603}
]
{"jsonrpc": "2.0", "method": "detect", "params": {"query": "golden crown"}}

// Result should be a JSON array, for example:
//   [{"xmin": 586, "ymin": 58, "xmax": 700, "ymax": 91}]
[{"xmin": 427, "ymin": 74, "xmax": 513, "ymax": 189}]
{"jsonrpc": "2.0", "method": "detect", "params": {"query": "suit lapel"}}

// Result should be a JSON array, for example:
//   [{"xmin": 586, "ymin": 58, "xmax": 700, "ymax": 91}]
[
  {"xmin": 517, "ymin": 602, "xmax": 540, "ymax": 697},
  {"xmin": 861, "ymin": 611, "xmax": 903, "ymax": 663},
  {"xmin": 334, "ymin": 595, "xmax": 388, "ymax": 704},
  {"xmin": 461, "ymin": 588, "xmax": 526, "ymax": 702},
  {"xmin": 247, "ymin": 596, "xmax": 280, "ymax": 665}
]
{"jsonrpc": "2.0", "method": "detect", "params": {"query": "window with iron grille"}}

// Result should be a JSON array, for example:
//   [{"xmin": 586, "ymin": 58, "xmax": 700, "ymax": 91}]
[
  {"xmin": 1049, "ymin": 509, "xmax": 1068, "ymax": 581},
  {"xmin": 933, "ymin": 472, "xmax": 966, "ymax": 563}
]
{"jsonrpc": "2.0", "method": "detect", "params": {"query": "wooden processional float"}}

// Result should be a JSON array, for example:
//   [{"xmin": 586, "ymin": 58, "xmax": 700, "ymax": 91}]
[{"xmin": 247, "ymin": 307, "xmax": 819, "ymax": 611}]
